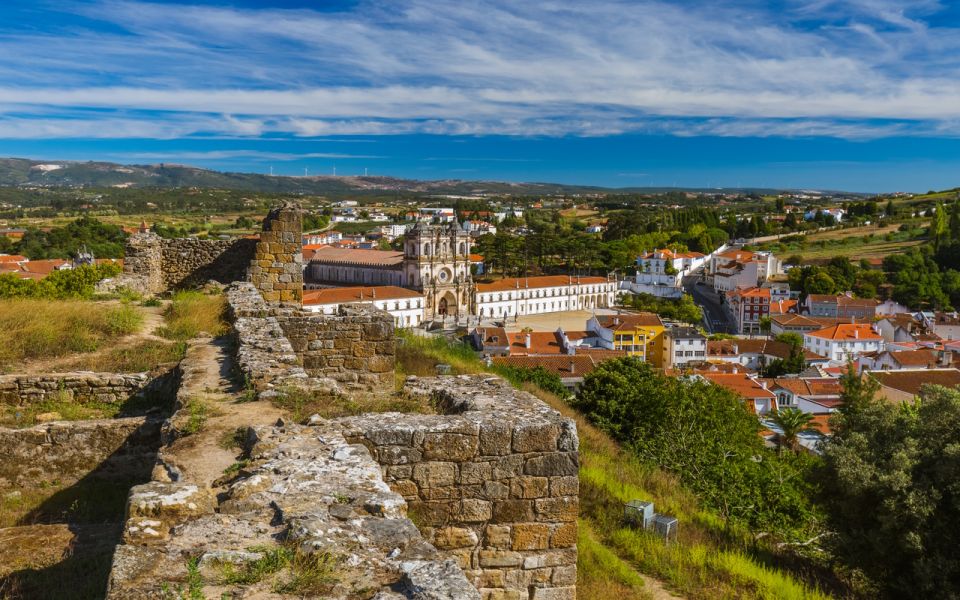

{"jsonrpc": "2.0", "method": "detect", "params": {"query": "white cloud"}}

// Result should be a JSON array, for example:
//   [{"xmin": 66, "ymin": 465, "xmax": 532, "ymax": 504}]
[{"xmin": 0, "ymin": 0, "xmax": 958, "ymax": 138}]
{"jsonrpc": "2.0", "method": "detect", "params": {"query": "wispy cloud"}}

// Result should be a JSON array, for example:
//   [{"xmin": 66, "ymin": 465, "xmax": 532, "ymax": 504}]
[{"xmin": 0, "ymin": 0, "xmax": 958, "ymax": 139}]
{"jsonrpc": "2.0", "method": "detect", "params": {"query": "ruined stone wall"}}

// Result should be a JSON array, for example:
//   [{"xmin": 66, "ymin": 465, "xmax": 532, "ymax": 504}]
[
  {"xmin": 226, "ymin": 282, "xmax": 393, "ymax": 393},
  {"xmin": 0, "ymin": 417, "xmax": 162, "ymax": 488},
  {"xmin": 278, "ymin": 306, "xmax": 395, "ymax": 389},
  {"xmin": 160, "ymin": 237, "xmax": 256, "ymax": 290},
  {"xmin": 117, "ymin": 232, "xmax": 256, "ymax": 294},
  {"xmin": 0, "ymin": 372, "xmax": 159, "ymax": 406},
  {"xmin": 249, "ymin": 202, "xmax": 303, "ymax": 305},
  {"xmin": 339, "ymin": 375, "xmax": 579, "ymax": 600}
]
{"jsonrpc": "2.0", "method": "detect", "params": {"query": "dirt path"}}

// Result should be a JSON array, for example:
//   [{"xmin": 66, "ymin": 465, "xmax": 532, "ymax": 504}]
[{"xmin": 166, "ymin": 337, "xmax": 283, "ymax": 493}]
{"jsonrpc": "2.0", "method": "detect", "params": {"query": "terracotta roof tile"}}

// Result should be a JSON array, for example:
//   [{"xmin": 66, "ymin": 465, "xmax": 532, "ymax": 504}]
[
  {"xmin": 476, "ymin": 275, "xmax": 609, "ymax": 292},
  {"xmin": 302, "ymin": 286, "xmax": 422, "ymax": 305},
  {"xmin": 807, "ymin": 324, "xmax": 882, "ymax": 341},
  {"xmin": 870, "ymin": 368, "xmax": 960, "ymax": 396}
]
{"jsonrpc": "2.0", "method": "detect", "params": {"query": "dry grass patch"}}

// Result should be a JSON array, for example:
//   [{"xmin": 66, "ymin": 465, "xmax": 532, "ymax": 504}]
[
  {"xmin": 0, "ymin": 299, "xmax": 144, "ymax": 369},
  {"xmin": 59, "ymin": 339, "xmax": 186, "ymax": 373},
  {"xmin": 269, "ymin": 387, "xmax": 433, "ymax": 422},
  {"xmin": 158, "ymin": 291, "xmax": 228, "ymax": 341}
]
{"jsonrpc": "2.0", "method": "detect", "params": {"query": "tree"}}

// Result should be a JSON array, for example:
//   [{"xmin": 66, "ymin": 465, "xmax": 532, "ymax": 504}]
[
  {"xmin": 573, "ymin": 358, "xmax": 817, "ymax": 534},
  {"xmin": 885, "ymin": 199, "xmax": 896, "ymax": 218},
  {"xmin": 950, "ymin": 200, "xmax": 960, "ymax": 243},
  {"xmin": 770, "ymin": 408, "xmax": 816, "ymax": 452},
  {"xmin": 820, "ymin": 384, "xmax": 960, "ymax": 597},
  {"xmin": 931, "ymin": 202, "xmax": 947, "ymax": 249}
]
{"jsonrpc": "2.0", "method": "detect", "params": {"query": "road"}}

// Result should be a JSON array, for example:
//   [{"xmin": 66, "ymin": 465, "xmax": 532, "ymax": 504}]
[{"xmin": 683, "ymin": 274, "xmax": 736, "ymax": 334}]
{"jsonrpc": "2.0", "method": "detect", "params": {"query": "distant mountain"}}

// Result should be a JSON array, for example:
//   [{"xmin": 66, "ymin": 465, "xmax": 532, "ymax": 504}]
[{"xmin": 0, "ymin": 157, "xmax": 849, "ymax": 197}]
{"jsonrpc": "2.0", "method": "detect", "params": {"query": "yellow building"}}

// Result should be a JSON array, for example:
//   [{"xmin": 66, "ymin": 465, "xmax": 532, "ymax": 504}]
[{"xmin": 587, "ymin": 313, "xmax": 666, "ymax": 367}]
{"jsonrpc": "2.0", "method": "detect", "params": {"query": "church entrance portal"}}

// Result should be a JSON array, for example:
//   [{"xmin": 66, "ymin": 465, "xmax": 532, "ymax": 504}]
[{"xmin": 437, "ymin": 293, "xmax": 457, "ymax": 317}]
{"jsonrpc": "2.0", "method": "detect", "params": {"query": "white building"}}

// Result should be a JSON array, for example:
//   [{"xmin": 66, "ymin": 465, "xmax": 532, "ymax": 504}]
[
  {"xmin": 418, "ymin": 207, "xmax": 456, "ymax": 222},
  {"xmin": 378, "ymin": 223, "xmax": 410, "ymax": 238},
  {"xmin": 302, "ymin": 286, "xmax": 426, "ymax": 328},
  {"xmin": 803, "ymin": 323, "xmax": 884, "ymax": 363},
  {"xmin": 710, "ymin": 248, "xmax": 780, "ymax": 293},
  {"xmin": 475, "ymin": 275, "xmax": 616, "ymax": 320},
  {"xmin": 662, "ymin": 327, "xmax": 707, "ymax": 369},
  {"xmin": 628, "ymin": 248, "xmax": 706, "ymax": 298}
]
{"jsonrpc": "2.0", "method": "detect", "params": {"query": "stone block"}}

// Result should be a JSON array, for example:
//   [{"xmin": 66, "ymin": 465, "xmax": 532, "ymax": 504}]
[
  {"xmin": 549, "ymin": 476, "xmax": 579, "ymax": 497},
  {"xmin": 531, "ymin": 586, "xmax": 576, "ymax": 600},
  {"xmin": 534, "ymin": 497, "xmax": 578, "ymax": 523},
  {"xmin": 511, "ymin": 523, "xmax": 550, "ymax": 551},
  {"xmin": 510, "ymin": 476, "xmax": 549, "ymax": 499},
  {"xmin": 551, "ymin": 565, "xmax": 577, "ymax": 586},
  {"xmin": 512, "ymin": 423, "xmax": 559, "ymax": 453},
  {"xmin": 524, "ymin": 453, "xmax": 578, "ymax": 477},
  {"xmin": 459, "ymin": 461, "xmax": 492, "ymax": 485},
  {"xmin": 459, "ymin": 498, "xmax": 492, "ymax": 522},
  {"xmin": 423, "ymin": 432, "xmax": 479, "ymax": 462},
  {"xmin": 479, "ymin": 422, "xmax": 512, "ymax": 456},
  {"xmin": 492, "ymin": 499, "xmax": 533, "ymax": 523},
  {"xmin": 550, "ymin": 522, "xmax": 577, "ymax": 548},
  {"xmin": 433, "ymin": 526, "xmax": 480, "ymax": 550},
  {"xmin": 478, "ymin": 550, "xmax": 522, "ymax": 568},
  {"xmin": 484, "ymin": 524, "xmax": 511, "ymax": 548}
]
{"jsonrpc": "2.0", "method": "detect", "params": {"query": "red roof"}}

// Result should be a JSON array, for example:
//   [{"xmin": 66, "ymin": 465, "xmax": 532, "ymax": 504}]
[
  {"xmin": 0, "ymin": 254, "xmax": 26, "ymax": 263},
  {"xmin": 306, "ymin": 246, "xmax": 404, "ymax": 266},
  {"xmin": 476, "ymin": 275, "xmax": 608, "ymax": 293},
  {"xmin": 302, "ymin": 286, "xmax": 421, "ymax": 305},
  {"xmin": 702, "ymin": 373, "xmax": 776, "ymax": 399},
  {"xmin": 807, "ymin": 324, "xmax": 881, "ymax": 341}
]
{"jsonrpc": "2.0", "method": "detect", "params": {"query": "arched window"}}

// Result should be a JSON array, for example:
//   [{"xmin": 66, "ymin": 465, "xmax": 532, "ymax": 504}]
[
  {"xmin": 423, "ymin": 243, "xmax": 431, "ymax": 256},
  {"xmin": 459, "ymin": 242, "xmax": 466, "ymax": 255}
]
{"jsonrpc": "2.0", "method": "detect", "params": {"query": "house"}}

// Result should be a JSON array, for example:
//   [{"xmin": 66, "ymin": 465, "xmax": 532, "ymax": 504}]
[
  {"xmin": 857, "ymin": 348, "xmax": 943, "ymax": 372},
  {"xmin": 491, "ymin": 355, "xmax": 599, "ymax": 390},
  {"xmin": 302, "ymin": 286, "xmax": 426, "ymax": 328},
  {"xmin": 804, "ymin": 293, "xmax": 878, "ymax": 319},
  {"xmin": 869, "ymin": 368, "xmax": 960, "ymax": 403},
  {"xmin": 763, "ymin": 377, "xmax": 842, "ymax": 413},
  {"xmin": 875, "ymin": 313, "xmax": 921, "ymax": 343},
  {"xmin": 631, "ymin": 249, "xmax": 706, "ymax": 298},
  {"xmin": 587, "ymin": 313, "xmax": 666, "ymax": 366},
  {"xmin": 725, "ymin": 287, "xmax": 771, "ymax": 334},
  {"xmin": 804, "ymin": 208, "xmax": 845, "ymax": 222},
  {"xmin": 876, "ymin": 299, "xmax": 911, "ymax": 316},
  {"xmin": 924, "ymin": 312, "xmax": 960, "ymax": 341},
  {"xmin": 709, "ymin": 248, "xmax": 780, "ymax": 293},
  {"xmin": 662, "ymin": 327, "xmax": 707, "ymax": 370},
  {"xmin": 706, "ymin": 338, "xmax": 802, "ymax": 371},
  {"xmin": 700, "ymin": 372, "xmax": 778, "ymax": 415},
  {"xmin": 770, "ymin": 313, "xmax": 851, "ymax": 336},
  {"xmin": 468, "ymin": 326, "xmax": 510, "ymax": 356},
  {"xmin": 803, "ymin": 324, "xmax": 884, "ymax": 362}
]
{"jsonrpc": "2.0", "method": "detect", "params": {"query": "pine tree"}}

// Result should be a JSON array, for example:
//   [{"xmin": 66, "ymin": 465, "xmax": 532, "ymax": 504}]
[
  {"xmin": 932, "ymin": 202, "xmax": 948, "ymax": 249},
  {"xmin": 950, "ymin": 200, "xmax": 960, "ymax": 242}
]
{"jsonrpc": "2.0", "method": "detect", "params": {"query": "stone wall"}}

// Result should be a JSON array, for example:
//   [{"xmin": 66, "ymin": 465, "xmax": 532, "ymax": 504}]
[
  {"xmin": 0, "ymin": 416, "xmax": 162, "ymax": 488},
  {"xmin": 226, "ymin": 282, "xmax": 393, "ymax": 392},
  {"xmin": 339, "ymin": 375, "xmax": 579, "ymax": 600},
  {"xmin": 160, "ymin": 237, "xmax": 256, "ymax": 290},
  {"xmin": 114, "ymin": 232, "xmax": 256, "ymax": 295},
  {"xmin": 249, "ymin": 202, "xmax": 303, "ymax": 305},
  {"xmin": 277, "ymin": 305, "xmax": 395, "ymax": 389},
  {"xmin": 0, "ymin": 372, "xmax": 168, "ymax": 407}
]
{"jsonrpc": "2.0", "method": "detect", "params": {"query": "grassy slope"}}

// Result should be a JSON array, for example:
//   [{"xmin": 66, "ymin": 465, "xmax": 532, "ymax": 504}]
[{"xmin": 396, "ymin": 332, "xmax": 832, "ymax": 600}]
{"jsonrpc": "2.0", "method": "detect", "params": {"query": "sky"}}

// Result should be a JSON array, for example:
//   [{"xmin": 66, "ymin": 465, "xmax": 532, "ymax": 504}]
[{"xmin": 1, "ymin": 0, "xmax": 960, "ymax": 192}]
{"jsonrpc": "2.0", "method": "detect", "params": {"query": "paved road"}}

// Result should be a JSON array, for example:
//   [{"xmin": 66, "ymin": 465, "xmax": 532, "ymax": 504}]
[{"xmin": 683, "ymin": 274, "xmax": 736, "ymax": 334}]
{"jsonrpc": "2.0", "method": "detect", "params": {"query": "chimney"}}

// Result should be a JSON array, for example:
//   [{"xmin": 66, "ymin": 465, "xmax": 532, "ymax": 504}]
[
  {"xmin": 854, "ymin": 328, "xmax": 859, "ymax": 339},
  {"xmin": 569, "ymin": 360, "xmax": 575, "ymax": 374},
  {"xmin": 525, "ymin": 333, "xmax": 531, "ymax": 349},
  {"xmin": 941, "ymin": 350, "xmax": 952, "ymax": 367},
  {"xmin": 761, "ymin": 381, "xmax": 768, "ymax": 390},
  {"xmin": 371, "ymin": 288, "xmax": 376, "ymax": 299}
]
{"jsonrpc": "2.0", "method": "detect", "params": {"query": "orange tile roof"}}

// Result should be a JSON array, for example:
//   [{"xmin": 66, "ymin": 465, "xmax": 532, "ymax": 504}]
[
  {"xmin": 507, "ymin": 331, "xmax": 567, "ymax": 355},
  {"xmin": 469, "ymin": 254, "xmax": 484, "ymax": 262},
  {"xmin": 886, "ymin": 349, "xmax": 939, "ymax": 368},
  {"xmin": 476, "ymin": 275, "xmax": 609, "ymax": 292},
  {"xmin": 768, "ymin": 377, "xmax": 841, "ymax": 397},
  {"xmin": 716, "ymin": 249, "xmax": 755, "ymax": 261},
  {"xmin": 18, "ymin": 259, "xmax": 72, "ymax": 275},
  {"xmin": 735, "ymin": 287, "xmax": 770, "ymax": 299},
  {"xmin": 869, "ymin": 368, "xmax": 960, "ymax": 396},
  {"xmin": 701, "ymin": 373, "xmax": 776, "ymax": 399},
  {"xmin": 0, "ymin": 254, "xmax": 26, "ymax": 263},
  {"xmin": 595, "ymin": 313, "xmax": 664, "ymax": 330},
  {"xmin": 306, "ymin": 246, "xmax": 404, "ymax": 266},
  {"xmin": 473, "ymin": 327, "xmax": 509, "ymax": 347},
  {"xmin": 807, "ymin": 323, "xmax": 882, "ymax": 341},
  {"xmin": 707, "ymin": 339, "xmax": 793, "ymax": 359},
  {"xmin": 769, "ymin": 299, "xmax": 797, "ymax": 315},
  {"xmin": 492, "ymin": 355, "xmax": 596, "ymax": 378},
  {"xmin": 302, "ymin": 286, "xmax": 422, "ymax": 306}
]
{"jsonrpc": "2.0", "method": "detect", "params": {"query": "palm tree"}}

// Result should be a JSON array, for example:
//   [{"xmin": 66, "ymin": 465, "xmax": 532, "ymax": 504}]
[{"xmin": 771, "ymin": 408, "xmax": 817, "ymax": 452}]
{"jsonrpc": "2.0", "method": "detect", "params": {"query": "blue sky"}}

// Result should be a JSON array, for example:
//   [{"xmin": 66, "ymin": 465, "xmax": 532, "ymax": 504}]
[{"xmin": 1, "ymin": 1, "xmax": 960, "ymax": 192}]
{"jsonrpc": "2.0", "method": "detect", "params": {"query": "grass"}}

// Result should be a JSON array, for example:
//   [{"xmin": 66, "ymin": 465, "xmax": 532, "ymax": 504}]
[
  {"xmin": 216, "ymin": 544, "xmax": 339, "ymax": 595},
  {"xmin": 59, "ymin": 339, "xmax": 186, "ymax": 373},
  {"xmin": 218, "ymin": 426, "xmax": 248, "ymax": 451},
  {"xmin": 269, "ymin": 386, "xmax": 433, "ymax": 422},
  {"xmin": 0, "ymin": 299, "xmax": 144, "ymax": 369},
  {"xmin": 181, "ymin": 397, "xmax": 211, "ymax": 435},
  {"xmin": 393, "ymin": 330, "xmax": 837, "ymax": 600},
  {"xmin": 0, "ymin": 390, "xmax": 120, "ymax": 428},
  {"xmin": 158, "ymin": 291, "xmax": 228, "ymax": 341},
  {"xmin": 0, "ymin": 479, "xmax": 135, "ymax": 528}
]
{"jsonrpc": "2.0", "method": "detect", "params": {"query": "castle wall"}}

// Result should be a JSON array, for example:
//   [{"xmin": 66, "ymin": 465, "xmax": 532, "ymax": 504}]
[
  {"xmin": 249, "ymin": 202, "xmax": 303, "ymax": 305},
  {"xmin": 118, "ymin": 233, "xmax": 255, "ymax": 294},
  {"xmin": 339, "ymin": 375, "xmax": 579, "ymax": 600},
  {"xmin": 0, "ymin": 372, "xmax": 157, "ymax": 407}
]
